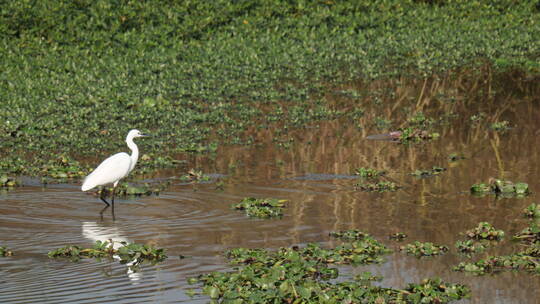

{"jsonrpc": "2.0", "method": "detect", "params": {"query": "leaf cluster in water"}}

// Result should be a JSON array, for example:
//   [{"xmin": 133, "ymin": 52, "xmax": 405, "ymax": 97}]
[
  {"xmin": 48, "ymin": 240, "xmax": 167, "ymax": 270},
  {"xmin": 463, "ymin": 222, "xmax": 505, "ymax": 241},
  {"xmin": 400, "ymin": 241, "xmax": 449, "ymax": 257},
  {"xmin": 233, "ymin": 197, "xmax": 287, "ymax": 219},
  {"xmin": 192, "ymin": 230, "xmax": 468, "ymax": 303},
  {"xmin": 470, "ymin": 179, "xmax": 529, "ymax": 197}
]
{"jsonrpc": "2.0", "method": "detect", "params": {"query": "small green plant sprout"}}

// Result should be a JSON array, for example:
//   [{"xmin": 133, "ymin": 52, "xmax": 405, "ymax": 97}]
[
  {"xmin": 523, "ymin": 203, "xmax": 540, "ymax": 218},
  {"xmin": 355, "ymin": 181, "xmax": 400, "ymax": 192},
  {"xmin": 179, "ymin": 169, "xmax": 211, "ymax": 182},
  {"xmin": 410, "ymin": 166, "xmax": 446, "ymax": 178},
  {"xmin": 389, "ymin": 232, "xmax": 408, "ymax": 241},
  {"xmin": 490, "ymin": 120, "xmax": 511, "ymax": 132},
  {"xmin": 48, "ymin": 241, "xmax": 167, "ymax": 268},
  {"xmin": 470, "ymin": 179, "xmax": 529, "ymax": 197},
  {"xmin": 448, "ymin": 153, "xmax": 466, "ymax": 162},
  {"xmin": 400, "ymin": 241, "xmax": 449, "ymax": 257},
  {"xmin": 0, "ymin": 175, "xmax": 19, "ymax": 188},
  {"xmin": 0, "ymin": 246, "xmax": 13, "ymax": 257},
  {"xmin": 354, "ymin": 167, "xmax": 386, "ymax": 178},
  {"xmin": 455, "ymin": 240, "xmax": 486, "ymax": 255},
  {"xmin": 329, "ymin": 229, "xmax": 370, "ymax": 241},
  {"xmin": 233, "ymin": 197, "xmax": 286, "ymax": 219},
  {"xmin": 463, "ymin": 222, "xmax": 504, "ymax": 241}
]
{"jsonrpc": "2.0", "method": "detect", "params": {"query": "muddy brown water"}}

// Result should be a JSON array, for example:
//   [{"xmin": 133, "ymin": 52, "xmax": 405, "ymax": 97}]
[{"xmin": 1, "ymin": 75, "xmax": 540, "ymax": 303}]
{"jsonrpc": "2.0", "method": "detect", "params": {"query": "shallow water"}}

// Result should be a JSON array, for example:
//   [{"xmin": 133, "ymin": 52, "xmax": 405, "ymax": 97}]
[{"xmin": 1, "ymin": 75, "xmax": 540, "ymax": 303}]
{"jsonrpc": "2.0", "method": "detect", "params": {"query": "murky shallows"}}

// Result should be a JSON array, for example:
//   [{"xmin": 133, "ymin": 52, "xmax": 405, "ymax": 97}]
[{"xmin": 1, "ymin": 75, "xmax": 540, "ymax": 303}]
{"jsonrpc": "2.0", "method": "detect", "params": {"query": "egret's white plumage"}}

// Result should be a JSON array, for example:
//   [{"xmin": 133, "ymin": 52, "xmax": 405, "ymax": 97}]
[{"xmin": 82, "ymin": 129, "xmax": 147, "ymax": 207}]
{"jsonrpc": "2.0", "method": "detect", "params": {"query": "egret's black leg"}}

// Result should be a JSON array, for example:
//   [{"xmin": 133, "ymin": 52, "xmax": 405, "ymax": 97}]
[
  {"xmin": 99, "ymin": 189, "xmax": 111, "ymax": 206},
  {"xmin": 111, "ymin": 186, "xmax": 116, "ymax": 208},
  {"xmin": 100, "ymin": 196, "xmax": 111, "ymax": 206},
  {"xmin": 111, "ymin": 203, "xmax": 116, "ymax": 221},
  {"xmin": 99, "ymin": 204, "xmax": 110, "ymax": 220}
]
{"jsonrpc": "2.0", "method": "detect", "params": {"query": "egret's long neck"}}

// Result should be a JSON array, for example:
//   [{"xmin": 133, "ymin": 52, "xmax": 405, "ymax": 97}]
[{"xmin": 126, "ymin": 137, "xmax": 139, "ymax": 172}]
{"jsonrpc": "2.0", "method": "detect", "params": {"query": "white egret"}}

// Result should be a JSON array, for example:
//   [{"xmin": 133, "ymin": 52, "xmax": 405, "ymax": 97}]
[{"xmin": 81, "ymin": 129, "xmax": 148, "ymax": 208}]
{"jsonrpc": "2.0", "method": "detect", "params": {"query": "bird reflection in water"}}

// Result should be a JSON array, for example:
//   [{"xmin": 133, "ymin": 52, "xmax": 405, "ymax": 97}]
[{"xmin": 82, "ymin": 221, "xmax": 143, "ymax": 283}]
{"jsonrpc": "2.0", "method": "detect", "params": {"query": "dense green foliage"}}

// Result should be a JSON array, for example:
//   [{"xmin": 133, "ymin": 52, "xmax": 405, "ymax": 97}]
[
  {"xmin": 193, "ymin": 238, "xmax": 469, "ymax": 303},
  {"xmin": 0, "ymin": 0, "xmax": 538, "ymax": 178}
]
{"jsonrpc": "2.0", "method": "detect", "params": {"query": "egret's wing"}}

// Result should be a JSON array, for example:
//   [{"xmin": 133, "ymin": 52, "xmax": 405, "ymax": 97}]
[{"xmin": 81, "ymin": 152, "xmax": 131, "ymax": 191}]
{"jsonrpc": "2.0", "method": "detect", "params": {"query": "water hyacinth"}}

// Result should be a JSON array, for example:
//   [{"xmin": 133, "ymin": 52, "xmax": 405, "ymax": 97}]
[
  {"xmin": 463, "ymin": 222, "xmax": 505, "ymax": 241},
  {"xmin": 48, "ymin": 241, "xmax": 167, "ymax": 269},
  {"xmin": 400, "ymin": 241, "xmax": 449, "ymax": 257},
  {"xmin": 233, "ymin": 197, "xmax": 287, "ymax": 219}
]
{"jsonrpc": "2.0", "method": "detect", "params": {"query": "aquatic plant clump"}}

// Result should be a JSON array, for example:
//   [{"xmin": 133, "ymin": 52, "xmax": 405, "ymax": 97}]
[
  {"xmin": 48, "ymin": 241, "xmax": 167, "ymax": 268},
  {"xmin": 397, "ymin": 127, "xmax": 440, "ymax": 144},
  {"xmin": 513, "ymin": 223, "xmax": 540, "ymax": 245},
  {"xmin": 470, "ymin": 179, "xmax": 529, "ymax": 197},
  {"xmin": 233, "ymin": 197, "xmax": 287, "ymax": 219},
  {"xmin": 400, "ymin": 241, "xmax": 449, "ymax": 257},
  {"xmin": 523, "ymin": 203, "xmax": 540, "ymax": 218},
  {"xmin": 389, "ymin": 232, "xmax": 408, "ymax": 241},
  {"xmin": 0, "ymin": 175, "xmax": 19, "ymax": 188},
  {"xmin": 490, "ymin": 121, "xmax": 511, "ymax": 132},
  {"xmin": 1, "ymin": 0, "xmax": 537, "ymax": 179},
  {"xmin": 354, "ymin": 167, "xmax": 386, "ymax": 178},
  {"xmin": 179, "ymin": 169, "xmax": 211, "ymax": 183},
  {"xmin": 0, "ymin": 246, "xmax": 13, "ymax": 257},
  {"xmin": 193, "ymin": 242, "xmax": 468, "ymax": 303},
  {"xmin": 455, "ymin": 240, "xmax": 487, "ymax": 255},
  {"xmin": 448, "ymin": 153, "xmax": 466, "ymax": 162},
  {"xmin": 329, "ymin": 229, "xmax": 370, "ymax": 241},
  {"xmin": 355, "ymin": 181, "xmax": 400, "ymax": 192},
  {"xmin": 463, "ymin": 222, "xmax": 504, "ymax": 241},
  {"xmin": 410, "ymin": 166, "xmax": 446, "ymax": 178},
  {"xmin": 454, "ymin": 243, "xmax": 540, "ymax": 275}
]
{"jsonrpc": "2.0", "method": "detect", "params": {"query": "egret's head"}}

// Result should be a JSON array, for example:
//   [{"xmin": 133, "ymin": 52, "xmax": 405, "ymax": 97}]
[{"xmin": 127, "ymin": 129, "xmax": 148, "ymax": 140}]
